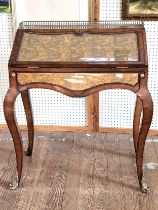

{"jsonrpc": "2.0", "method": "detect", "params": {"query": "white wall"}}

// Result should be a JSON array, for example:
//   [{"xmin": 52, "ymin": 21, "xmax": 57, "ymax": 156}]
[{"xmin": 12, "ymin": 0, "xmax": 88, "ymax": 28}]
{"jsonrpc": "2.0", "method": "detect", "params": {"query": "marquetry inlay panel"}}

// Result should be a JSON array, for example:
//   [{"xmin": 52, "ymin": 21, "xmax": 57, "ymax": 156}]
[
  {"xmin": 17, "ymin": 73, "xmax": 138, "ymax": 90},
  {"xmin": 18, "ymin": 33, "xmax": 139, "ymax": 62}
]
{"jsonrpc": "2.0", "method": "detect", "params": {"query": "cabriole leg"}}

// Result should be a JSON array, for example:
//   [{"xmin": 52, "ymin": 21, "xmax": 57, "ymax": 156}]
[
  {"xmin": 21, "ymin": 90, "xmax": 34, "ymax": 156},
  {"xmin": 4, "ymin": 87, "xmax": 23, "ymax": 189},
  {"xmin": 133, "ymin": 96, "xmax": 142, "ymax": 153},
  {"xmin": 136, "ymin": 89, "xmax": 153, "ymax": 193}
]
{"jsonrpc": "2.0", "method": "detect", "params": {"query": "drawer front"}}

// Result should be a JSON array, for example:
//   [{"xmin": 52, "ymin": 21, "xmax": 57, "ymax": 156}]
[{"xmin": 17, "ymin": 73, "xmax": 138, "ymax": 90}]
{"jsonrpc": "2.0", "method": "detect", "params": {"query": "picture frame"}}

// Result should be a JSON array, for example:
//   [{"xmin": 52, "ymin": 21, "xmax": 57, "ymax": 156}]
[
  {"xmin": 0, "ymin": 0, "xmax": 11, "ymax": 13},
  {"xmin": 122, "ymin": 0, "xmax": 158, "ymax": 20}
]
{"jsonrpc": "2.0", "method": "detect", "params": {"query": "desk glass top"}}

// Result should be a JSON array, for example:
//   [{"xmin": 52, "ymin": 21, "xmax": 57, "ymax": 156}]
[{"xmin": 18, "ymin": 32, "xmax": 138, "ymax": 62}]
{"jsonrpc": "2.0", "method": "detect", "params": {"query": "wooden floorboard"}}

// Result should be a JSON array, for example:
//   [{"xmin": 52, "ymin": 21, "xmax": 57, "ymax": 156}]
[
  {"xmin": 118, "ymin": 134, "xmax": 140, "ymax": 210},
  {"xmin": 0, "ymin": 131, "xmax": 158, "ymax": 210},
  {"xmin": 62, "ymin": 133, "xmax": 83, "ymax": 210}
]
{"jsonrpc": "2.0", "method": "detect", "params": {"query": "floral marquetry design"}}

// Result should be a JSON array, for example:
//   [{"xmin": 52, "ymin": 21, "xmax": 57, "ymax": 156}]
[
  {"xmin": 17, "ymin": 73, "xmax": 138, "ymax": 90},
  {"xmin": 18, "ymin": 33, "xmax": 139, "ymax": 62}
]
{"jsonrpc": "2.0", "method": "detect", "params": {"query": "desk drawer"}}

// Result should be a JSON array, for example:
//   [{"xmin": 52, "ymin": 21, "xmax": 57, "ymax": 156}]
[{"xmin": 17, "ymin": 73, "xmax": 138, "ymax": 90}]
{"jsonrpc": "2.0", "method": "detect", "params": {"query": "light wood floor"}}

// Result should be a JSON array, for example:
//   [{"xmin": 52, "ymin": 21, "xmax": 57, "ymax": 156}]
[{"xmin": 0, "ymin": 131, "xmax": 158, "ymax": 210}]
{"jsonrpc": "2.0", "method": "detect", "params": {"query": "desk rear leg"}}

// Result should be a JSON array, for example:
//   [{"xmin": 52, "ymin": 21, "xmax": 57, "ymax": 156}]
[
  {"xmin": 21, "ymin": 90, "xmax": 34, "ymax": 156},
  {"xmin": 133, "ymin": 96, "xmax": 142, "ymax": 153}
]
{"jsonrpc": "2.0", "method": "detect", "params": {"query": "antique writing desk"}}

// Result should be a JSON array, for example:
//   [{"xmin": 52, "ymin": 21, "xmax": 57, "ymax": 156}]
[{"xmin": 4, "ymin": 21, "xmax": 153, "ymax": 192}]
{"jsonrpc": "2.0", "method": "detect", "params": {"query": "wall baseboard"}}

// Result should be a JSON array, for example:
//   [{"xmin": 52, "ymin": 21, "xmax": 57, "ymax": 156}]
[
  {"xmin": 99, "ymin": 127, "xmax": 158, "ymax": 136},
  {"xmin": 0, "ymin": 124, "xmax": 158, "ymax": 136}
]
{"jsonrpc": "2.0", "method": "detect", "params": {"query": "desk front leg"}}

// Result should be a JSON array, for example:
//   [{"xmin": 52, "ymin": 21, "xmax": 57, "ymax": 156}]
[
  {"xmin": 21, "ymin": 90, "xmax": 34, "ymax": 156},
  {"xmin": 3, "ymin": 85, "xmax": 23, "ymax": 190},
  {"xmin": 136, "ymin": 88, "xmax": 153, "ymax": 193}
]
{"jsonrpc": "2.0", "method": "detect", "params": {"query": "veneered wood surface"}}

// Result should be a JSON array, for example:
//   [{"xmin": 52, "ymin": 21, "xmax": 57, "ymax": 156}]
[
  {"xmin": 0, "ymin": 131, "xmax": 158, "ymax": 210},
  {"xmin": 17, "ymin": 73, "xmax": 138, "ymax": 90}
]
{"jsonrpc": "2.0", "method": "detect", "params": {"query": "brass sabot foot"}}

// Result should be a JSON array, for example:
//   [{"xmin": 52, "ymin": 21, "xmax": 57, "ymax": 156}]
[
  {"xmin": 9, "ymin": 180, "xmax": 19, "ymax": 190},
  {"xmin": 141, "ymin": 182, "xmax": 150, "ymax": 193},
  {"xmin": 25, "ymin": 149, "xmax": 32, "ymax": 156}
]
